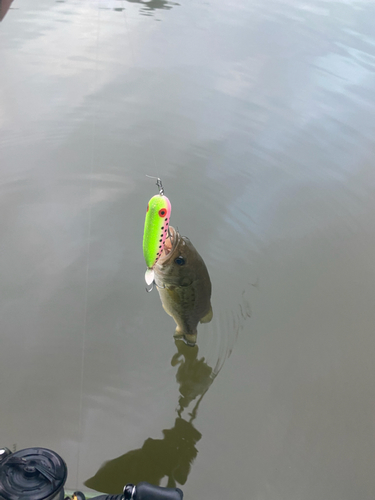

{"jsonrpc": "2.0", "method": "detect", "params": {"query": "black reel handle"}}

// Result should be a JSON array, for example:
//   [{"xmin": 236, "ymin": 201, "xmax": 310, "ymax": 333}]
[
  {"xmin": 128, "ymin": 482, "xmax": 183, "ymax": 500},
  {"xmin": 71, "ymin": 482, "xmax": 183, "ymax": 500},
  {"xmin": 70, "ymin": 495, "xmax": 123, "ymax": 500}
]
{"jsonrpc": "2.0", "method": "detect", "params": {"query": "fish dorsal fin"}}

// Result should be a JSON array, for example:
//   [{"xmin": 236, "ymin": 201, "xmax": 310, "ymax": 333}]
[{"xmin": 145, "ymin": 268, "xmax": 155, "ymax": 286}]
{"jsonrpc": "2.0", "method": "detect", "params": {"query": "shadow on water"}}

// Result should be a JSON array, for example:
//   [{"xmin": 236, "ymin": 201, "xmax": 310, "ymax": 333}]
[
  {"xmin": 84, "ymin": 340, "xmax": 215, "ymax": 493},
  {"xmin": 125, "ymin": 0, "xmax": 179, "ymax": 16},
  {"xmin": 84, "ymin": 222, "xmax": 252, "ymax": 493},
  {"xmin": 0, "ymin": 0, "xmax": 14, "ymax": 21}
]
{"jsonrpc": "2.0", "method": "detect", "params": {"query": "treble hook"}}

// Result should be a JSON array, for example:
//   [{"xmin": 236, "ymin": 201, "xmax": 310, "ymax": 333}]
[
  {"xmin": 146, "ymin": 175, "xmax": 164, "ymax": 196},
  {"xmin": 167, "ymin": 226, "xmax": 173, "ymax": 244}
]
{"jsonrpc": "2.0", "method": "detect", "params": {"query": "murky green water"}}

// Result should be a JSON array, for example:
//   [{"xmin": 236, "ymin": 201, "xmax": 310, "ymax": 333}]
[{"xmin": 1, "ymin": 0, "xmax": 375, "ymax": 498}]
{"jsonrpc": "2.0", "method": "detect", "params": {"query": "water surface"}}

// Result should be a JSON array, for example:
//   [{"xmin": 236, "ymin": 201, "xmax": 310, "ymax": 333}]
[{"xmin": 1, "ymin": 1, "xmax": 375, "ymax": 499}]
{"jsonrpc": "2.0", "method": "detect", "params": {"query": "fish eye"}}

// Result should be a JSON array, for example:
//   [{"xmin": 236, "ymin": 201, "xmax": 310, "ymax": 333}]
[
  {"xmin": 174, "ymin": 256, "xmax": 185, "ymax": 266},
  {"xmin": 159, "ymin": 208, "xmax": 167, "ymax": 217}
]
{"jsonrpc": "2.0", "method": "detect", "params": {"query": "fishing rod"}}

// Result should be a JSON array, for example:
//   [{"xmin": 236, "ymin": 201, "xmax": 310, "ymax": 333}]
[{"xmin": 0, "ymin": 447, "xmax": 183, "ymax": 500}]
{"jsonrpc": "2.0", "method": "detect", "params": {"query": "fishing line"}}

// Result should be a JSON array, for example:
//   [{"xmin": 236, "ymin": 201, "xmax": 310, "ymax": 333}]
[
  {"xmin": 145, "ymin": 174, "xmax": 164, "ymax": 195},
  {"xmin": 77, "ymin": 7, "xmax": 161, "ymax": 479},
  {"xmin": 76, "ymin": 0, "xmax": 101, "ymax": 488},
  {"xmin": 121, "ymin": 2, "xmax": 159, "ymax": 174},
  {"xmin": 77, "ymin": 9, "xmax": 171, "ymax": 469}
]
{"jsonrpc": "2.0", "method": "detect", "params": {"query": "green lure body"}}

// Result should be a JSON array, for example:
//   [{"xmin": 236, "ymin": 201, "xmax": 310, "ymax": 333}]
[{"xmin": 143, "ymin": 193, "xmax": 171, "ymax": 270}]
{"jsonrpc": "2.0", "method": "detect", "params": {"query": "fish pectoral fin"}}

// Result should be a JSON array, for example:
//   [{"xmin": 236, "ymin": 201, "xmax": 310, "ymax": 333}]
[
  {"xmin": 161, "ymin": 303, "xmax": 173, "ymax": 318},
  {"xmin": 200, "ymin": 305, "xmax": 213, "ymax": 324},
  {"xmin": 174, "ymin": 327, "xmax": 197, "ymax": 346}
]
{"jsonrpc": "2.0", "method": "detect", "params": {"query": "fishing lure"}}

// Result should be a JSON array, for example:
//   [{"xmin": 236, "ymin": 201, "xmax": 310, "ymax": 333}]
[{"xmin": 143, "ymin": 177, "xmax": 171, "ymax": 286}]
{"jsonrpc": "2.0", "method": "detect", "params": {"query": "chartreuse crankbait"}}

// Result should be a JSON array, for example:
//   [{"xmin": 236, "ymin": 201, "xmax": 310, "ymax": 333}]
[{"xmin": 143, "ymin": 177, "xmax": 171, "ymax": 287}]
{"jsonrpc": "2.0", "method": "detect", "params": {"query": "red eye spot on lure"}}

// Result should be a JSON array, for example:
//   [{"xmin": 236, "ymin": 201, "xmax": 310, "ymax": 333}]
[
  {"xmin": 159, "ymin": 208, "xmax": 167, "ymax": 217},
  {"xmin": 146, "ymin": 203, "xmax": 149, "ymax": 212}
]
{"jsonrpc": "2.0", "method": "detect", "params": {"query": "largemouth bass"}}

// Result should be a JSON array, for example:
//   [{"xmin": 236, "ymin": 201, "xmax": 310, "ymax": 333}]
[{"xmin": 154, "ymin": 226, "xmax": 213, "ymax": 345}]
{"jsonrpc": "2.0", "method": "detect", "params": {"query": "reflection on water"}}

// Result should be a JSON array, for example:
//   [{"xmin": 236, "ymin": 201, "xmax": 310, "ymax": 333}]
[
  {"xmin": 85, "ymin": 418, "xmax": 200, "ymax": 492},
  {"xmin": 172, "ymin": 341, "xmax": 214, "ymax": 418},
  {"xmin": 125, "ymin": 0, "xmax": 179, "ymax": 16},
  {"xmin": 82, "ymin": 265, "xmax": 250, "ymax": 493},
  {"xmin": 85, "ymin": 417, "xmax": 202, "ymax": 494},
  {"xmin": 85, "ymin": 341, "xmax": 215, "ymax": 493}
]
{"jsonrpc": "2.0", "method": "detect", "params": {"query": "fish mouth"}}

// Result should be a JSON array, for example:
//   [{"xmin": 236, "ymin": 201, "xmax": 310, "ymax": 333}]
[{"xmin": 157, "ymin": 226, "xmax": 180, "ymax": 265}]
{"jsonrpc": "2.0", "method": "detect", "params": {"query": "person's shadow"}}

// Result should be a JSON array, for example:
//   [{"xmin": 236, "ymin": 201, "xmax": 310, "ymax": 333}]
[{"xmin": 85, "ymin": 340, "xmax": 215, "ymax": 493}]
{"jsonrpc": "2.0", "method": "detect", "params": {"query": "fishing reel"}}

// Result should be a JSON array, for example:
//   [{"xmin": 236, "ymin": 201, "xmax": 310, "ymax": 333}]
[{"xmin": 0, "ymin": 447, "xmax": 183, "ymax": 500}]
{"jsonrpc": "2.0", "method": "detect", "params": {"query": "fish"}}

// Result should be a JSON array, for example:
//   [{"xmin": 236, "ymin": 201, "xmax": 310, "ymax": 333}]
[{"xmin": 153, "ymin": 226, "xmax": 213, "ymax": 345}]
